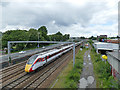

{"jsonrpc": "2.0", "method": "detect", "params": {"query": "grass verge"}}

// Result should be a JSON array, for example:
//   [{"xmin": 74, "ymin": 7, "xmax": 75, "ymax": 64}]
[
  {"xmin": 90, "ymin": 47, "xmax": 119, "ymax": 88},
  {"xmin": 51, "ymin": 48, "xmax": 87, "ymax": 88}
]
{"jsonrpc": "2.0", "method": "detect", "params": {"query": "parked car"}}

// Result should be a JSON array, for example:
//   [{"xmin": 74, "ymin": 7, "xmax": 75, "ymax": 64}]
[
  {"xmin": 19, "ymin": 51, "xmax": 26, "ymax": 54},
  {"xmin": 42, "ymin": 46, "xmax": 45, "ymax": 49}
]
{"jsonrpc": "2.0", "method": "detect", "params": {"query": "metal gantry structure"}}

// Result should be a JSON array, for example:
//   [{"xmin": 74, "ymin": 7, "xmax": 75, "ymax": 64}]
[{"xmin": 7, "ymin": 41, "xmax": 82, "ymax": 67}]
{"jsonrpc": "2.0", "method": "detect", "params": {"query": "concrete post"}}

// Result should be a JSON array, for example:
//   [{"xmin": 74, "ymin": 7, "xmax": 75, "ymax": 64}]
[
  {"xmin": 73, "ymin": 43, "xmax": 75, "ymax": 67},
  {"xmin": 8, "ymin": 42, "xmax": 11, "ymax": 65},
  {"xmin": 38, "ymin": 32, "xmax": 40, "ymax": 48}
]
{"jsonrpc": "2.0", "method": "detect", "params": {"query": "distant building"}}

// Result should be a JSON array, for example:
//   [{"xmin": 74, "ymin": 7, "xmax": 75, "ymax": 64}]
[
  {"xmin": 70, "ymin": 37, "xmax": 83, "ymax": 42},
  {"xmin": 85, "ymin": 43, "xmax": 89, "ymax": 48},
  {"xmin": 93, "ymin": 42, "xmax": 119, "ymax": 54},
  {"xmin": 107, "ymin": 51, "xmax": 120, "ymax": 81},
  {"xmin": 97, "ymin": 35, "xmax": 107, "ymax": 42},
  {"xmin": 107, "ymin": 39, "xmax": 120, "ymax": 44}
]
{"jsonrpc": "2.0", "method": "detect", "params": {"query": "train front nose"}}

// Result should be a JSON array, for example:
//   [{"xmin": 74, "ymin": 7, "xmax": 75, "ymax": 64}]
[{"xmin": 25, "ymin": 64, "xmax": 32, "ymax": 72}]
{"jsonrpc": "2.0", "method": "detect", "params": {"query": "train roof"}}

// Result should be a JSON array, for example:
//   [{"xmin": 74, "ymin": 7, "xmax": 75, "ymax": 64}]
[{"xmin": 36, "ymin": 45, "xmax": 72, "ymax": 58}]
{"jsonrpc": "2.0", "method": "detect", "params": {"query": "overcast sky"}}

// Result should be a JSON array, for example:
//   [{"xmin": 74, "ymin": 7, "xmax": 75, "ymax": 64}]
[{"xmin": 0, "ymin": 0, "xmax": 119, "ymax": 37}]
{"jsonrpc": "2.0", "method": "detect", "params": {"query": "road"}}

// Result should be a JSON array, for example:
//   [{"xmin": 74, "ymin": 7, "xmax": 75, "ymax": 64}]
[{"xmin": 0, "ymin": 44, "xmax": 61, "ymax": 63}]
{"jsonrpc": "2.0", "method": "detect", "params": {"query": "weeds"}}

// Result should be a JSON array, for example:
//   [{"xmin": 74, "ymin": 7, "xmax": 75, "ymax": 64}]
[
  {"xmin": 64, "ymin": 49, "xmax": 86, "ymax": 88},
  {"xmin": 90, "ymin": 47, "xmax": 119, "ymax": 88},
  {"xmin": 52, "ymin": 48, "xmax": 87, "ymax": 88}
]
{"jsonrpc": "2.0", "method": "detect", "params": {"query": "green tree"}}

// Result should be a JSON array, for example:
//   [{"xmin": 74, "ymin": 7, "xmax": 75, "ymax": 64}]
[
  {"xmin": 38, "ymin": 26, "xmax": 49, "ymax": 41},
  {"xmin": 38, "ymin": 26, "xmax": 48, "ymax": 35},
  {"xmin": 49, "ymin": 31, "xmax": 69, "ymax": 41},
  {"xmin": 63, "ymin": 34, "xmax": 70, "ymax": 41},
  {"xmin": 28, "ymin": 28, "xmax": 38, "ymax": 41},
  {"xmin": 89, "ymin": 36, "xmax": 97, "ymax": 40},
  {"xmin": 55, "ymin": 31, "xmax": 62, "ymax": 36},
  {"xmin": 2, "ymin": 30, "xmax": 29, "ymax": 49}
]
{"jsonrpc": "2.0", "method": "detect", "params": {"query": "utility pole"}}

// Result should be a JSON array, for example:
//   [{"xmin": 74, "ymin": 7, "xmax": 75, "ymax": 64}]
[
  {"xmin": 117, "ymin": 30, "xmax": 120, "ymax": 52},
  {"xmin": 8, "ymin": 42, "xmax": 11, "ymax": 65},
  {"xmin": 38, "ymin": 32, "xmax": 40, "ymax": 48},
  {"xmin": 73, "ymin": 43, "xmax": 75, "ymax": 67}
]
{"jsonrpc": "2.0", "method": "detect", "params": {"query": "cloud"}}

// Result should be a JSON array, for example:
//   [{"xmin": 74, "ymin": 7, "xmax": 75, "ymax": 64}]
[{"xmin": 0, "ymin": 0, "xmax": 119, "ymax": 37}]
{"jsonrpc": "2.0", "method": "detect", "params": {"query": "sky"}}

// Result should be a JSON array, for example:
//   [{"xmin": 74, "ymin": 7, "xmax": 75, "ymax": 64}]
[{"xmin": 0, "ymin": 0, "xmax": 119, "ymax": 37}]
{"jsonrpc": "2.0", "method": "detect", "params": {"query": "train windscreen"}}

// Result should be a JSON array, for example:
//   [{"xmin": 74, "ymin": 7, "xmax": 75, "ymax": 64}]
[{"xmin": 27, "ymin": 55, "xmax": 38, "ymax": 64}]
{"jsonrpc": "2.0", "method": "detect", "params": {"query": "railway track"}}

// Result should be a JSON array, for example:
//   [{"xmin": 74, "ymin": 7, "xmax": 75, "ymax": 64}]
[
  {"xmin": 2, "ymin": 48, "xmax": 73, "ymax": 89},
  {"xmin": 38, "ymin": 45, "xmax": 80, "ymax": 88},
  {"xmin": 25, "ymin": 52, "xmax": 72, "ymax": 89},
  {"xmin": 0, "ymin": 61, "xmax": 26, "ymax": 86},
  {"xmin": 0, "ymin": 59, "xmax": 27, "ymax": 88},
  {"xmin": 0, "ymin": 60, "xmax": 26, "ymax": 74},
  {"xmin": 0, "ymin": 45, "xmax": 64, "ymax": 81},
  {"xmin": 0, "ymin": 43, "xmax": 69, "ymax": 74},
  {"xmin": 2, "ymin": 45, "xmax": 80, "ymax": 89},
  {"xmin": 1, "ymin": 43, "xmax": 69, "ymax": 69}
]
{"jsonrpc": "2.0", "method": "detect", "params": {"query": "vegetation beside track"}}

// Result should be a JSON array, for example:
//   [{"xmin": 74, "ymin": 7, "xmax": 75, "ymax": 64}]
[
  {"xmin": 90, "ymin": 43, "xmax": 119, "ymax": 88},
  {"xmin": 51, "ymin": 48, "xmax": 87, "ymax": 88},
  {"xmin": 2, "ymin": 26, "xmax": 70, "ymax": 51}
]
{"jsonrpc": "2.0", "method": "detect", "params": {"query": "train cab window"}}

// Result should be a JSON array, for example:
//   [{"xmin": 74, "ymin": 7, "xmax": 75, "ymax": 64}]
[
  {"xmin": 36, "ymin": 58, "xmax": 41, "ymax": 63},
  {"xmin": 27, "ymin": 55, "xmax": 38, "ymax": 64}
]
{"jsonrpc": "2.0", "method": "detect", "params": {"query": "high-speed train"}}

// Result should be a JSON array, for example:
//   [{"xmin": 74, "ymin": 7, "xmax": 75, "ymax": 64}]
[{"xmin": 25, "ymin": 42, "xmax": 81, "ymax": 72}]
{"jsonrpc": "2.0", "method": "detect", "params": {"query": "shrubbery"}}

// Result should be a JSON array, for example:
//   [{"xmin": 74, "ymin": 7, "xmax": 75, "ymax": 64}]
[
  {"xmin": 91, "ymin": 48, "xmax": 119, "ymax": 88},
  {"xmin": 64, "ymin": 49, "xmax": 86, "ymax": 88}
]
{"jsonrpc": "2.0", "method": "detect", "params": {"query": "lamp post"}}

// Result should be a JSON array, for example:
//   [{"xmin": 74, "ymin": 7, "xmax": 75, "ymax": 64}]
[{"xmin": 38, "ymin": 32, "xmax": 40, "ymax": 48}]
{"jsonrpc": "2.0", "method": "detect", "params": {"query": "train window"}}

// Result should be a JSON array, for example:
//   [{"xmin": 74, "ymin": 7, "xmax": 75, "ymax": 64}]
[
  {"xmin": 36, "ymin": 58, "xmax": 41, "ymax": 63},
  {"xmin": 27, "ymin": 55, "xmax": 38, "ymax": 64},
  {"xmin": 36, "ymin": 59, "xmax": 39, "ymax": 63},
  {"xmin": 43, "ymin": 58, "xmax": 44, "ymax": 61},
  {"xmin": 45, "ymin": 56, "xmax": 47, "ymax": 62},
  {"xmin": 45, "ymin": 56, "xmax": 47, "ymax": 60},
  {"xmin": 39, "ymin": 58, "xmax": 41, "ymax": 62}
]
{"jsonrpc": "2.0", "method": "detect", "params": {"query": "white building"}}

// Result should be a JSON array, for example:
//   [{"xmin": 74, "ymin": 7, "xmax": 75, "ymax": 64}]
[{"xmin": 93, "ymin": 42, "xmax": 119, "ymax": 54}]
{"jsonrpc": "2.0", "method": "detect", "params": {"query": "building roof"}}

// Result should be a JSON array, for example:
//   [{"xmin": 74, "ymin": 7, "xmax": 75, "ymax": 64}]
[
  {"xmin": 94, "ymin": 42, "xmax": 118, "ymax": 45},
  {"xmin": 98, "ymin": 48, "xmax": 113, "ymax": 50},
  {"xmin": 107, "ymin": 51, "xmax": 120, "ymax": 61},
  {"xmin": 94, "ymin": 42, "xmax": 119, "ymax": 50}
]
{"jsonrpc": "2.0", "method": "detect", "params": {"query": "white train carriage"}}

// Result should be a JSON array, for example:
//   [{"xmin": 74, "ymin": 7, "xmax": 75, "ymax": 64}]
[{"xmin": 25, "ymin": 45, "xmax": 73, "ymax": 72}]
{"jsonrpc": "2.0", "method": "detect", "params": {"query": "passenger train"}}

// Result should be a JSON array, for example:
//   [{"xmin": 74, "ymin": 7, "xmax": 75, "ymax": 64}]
[{"xmin": 25, "ymin": 42, "xmax": 81, "ymax": 72}]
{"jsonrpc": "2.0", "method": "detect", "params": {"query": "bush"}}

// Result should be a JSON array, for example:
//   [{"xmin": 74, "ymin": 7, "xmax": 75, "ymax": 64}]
[
  {"xmin": 68, "ymin": 70, "xmax": 80, "ymax": 83},
  {"xmin": 65, "ymin": 80, "xmax": 77, "ymax": 88},
  {"xmin": 91, "ymin": 48, "xmax": 119, "ymax": 88},
  {"xmin": 80, "ymin": 46, "xmax": 83, "ymax": 48},
  {"xmin": 64, "ymin": 49, "xmax": 85, "ymax": 88}
]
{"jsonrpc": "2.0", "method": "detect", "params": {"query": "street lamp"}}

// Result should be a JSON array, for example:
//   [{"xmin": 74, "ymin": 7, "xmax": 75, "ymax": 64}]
[{"xmin": 38, "ymin": 32, "xmax": 40, "ymax": 48}]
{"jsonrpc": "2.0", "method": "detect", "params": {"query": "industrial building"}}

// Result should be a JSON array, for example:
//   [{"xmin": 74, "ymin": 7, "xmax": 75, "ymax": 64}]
[
  {"xmin": 107, "ymin": 39, "xmax": 120, "ymax": 44},
  {"xmin": 97, "ymin": 35, "xmax": 107, "ymax": 42},
  {"xmin": 93, "ymin": 42, "xmax": 119, "ymax": 54}
]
